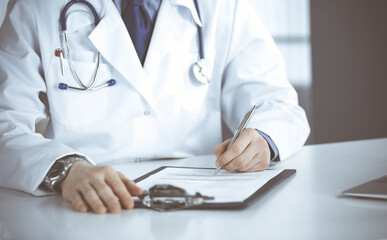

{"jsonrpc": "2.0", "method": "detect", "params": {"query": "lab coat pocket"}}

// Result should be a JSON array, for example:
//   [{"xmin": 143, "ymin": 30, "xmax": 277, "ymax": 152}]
[
  {"xmin": 46, "ymin": 51, "xmax": 113, "ymax": 127},
  {"xmin": 181, "ymin": 51, "xmax": 215, "ymax": 115}
]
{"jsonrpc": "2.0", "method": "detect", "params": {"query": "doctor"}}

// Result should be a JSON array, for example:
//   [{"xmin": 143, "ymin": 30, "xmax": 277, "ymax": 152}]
[{"xmin": 0, "ymin": 0, "xmax": 310, "ymax": 214}]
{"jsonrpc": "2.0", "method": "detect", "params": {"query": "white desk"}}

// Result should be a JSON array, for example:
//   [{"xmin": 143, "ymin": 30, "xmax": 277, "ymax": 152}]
[{"xmin": 0, "ymin": 138, "xmax": 386, "ymax": 240}]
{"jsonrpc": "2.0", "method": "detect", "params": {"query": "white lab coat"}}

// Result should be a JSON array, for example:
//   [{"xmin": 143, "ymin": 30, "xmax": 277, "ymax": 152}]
[{"xmin": 0, "ymin": 0, "xmax": 310, "ymax": 195}]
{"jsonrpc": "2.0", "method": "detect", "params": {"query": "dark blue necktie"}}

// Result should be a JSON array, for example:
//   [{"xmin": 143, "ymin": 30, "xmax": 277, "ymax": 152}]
[{"xmin": 122, "ymin": 0, "xmax": 153, "ymax": 65}]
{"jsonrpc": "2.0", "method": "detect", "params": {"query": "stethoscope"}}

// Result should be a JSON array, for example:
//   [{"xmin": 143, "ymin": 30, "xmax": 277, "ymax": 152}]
[
  {"xmin": 58, "ymin": 0, "xmax": 210, "ymax": 91},
  {"xmin": 58, "ymin": 0, "xmax": 116, "ymax": 90},
  {"xmin": 192, "ymin": 0, "xmax": 211, "ymax": 85}
]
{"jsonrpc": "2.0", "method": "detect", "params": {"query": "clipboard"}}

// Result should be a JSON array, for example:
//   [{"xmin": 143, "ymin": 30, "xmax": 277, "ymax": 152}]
[{"xmin": 133, "ymin": 166, "xmax": 296, "ymax": 210}]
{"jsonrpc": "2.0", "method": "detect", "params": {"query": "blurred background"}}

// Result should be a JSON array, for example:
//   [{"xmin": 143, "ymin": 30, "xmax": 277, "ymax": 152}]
[
  {"xmin": 1, "ymin": 0, "xmax": 386, "ymax": 144},
  {"xmin": 251, "ymin": 0, "xmax": 387, "ymax": 144}
]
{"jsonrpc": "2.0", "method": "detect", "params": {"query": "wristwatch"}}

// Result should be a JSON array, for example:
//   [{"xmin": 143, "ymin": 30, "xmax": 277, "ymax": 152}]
[{"xmin": 43, "ymin": 155, "xmax": 88, "ymax": 192}]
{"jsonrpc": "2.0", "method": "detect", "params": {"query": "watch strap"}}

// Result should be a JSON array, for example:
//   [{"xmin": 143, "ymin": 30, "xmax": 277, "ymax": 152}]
[{"xmin": 43, "ymin": 155, "xmax": 89, "ymax": 192}]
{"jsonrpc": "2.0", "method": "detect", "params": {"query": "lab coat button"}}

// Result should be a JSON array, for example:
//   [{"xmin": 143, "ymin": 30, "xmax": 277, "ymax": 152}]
[{"xmin": 144, "ymin": 110, "xmax": 150, "ymax": 116}]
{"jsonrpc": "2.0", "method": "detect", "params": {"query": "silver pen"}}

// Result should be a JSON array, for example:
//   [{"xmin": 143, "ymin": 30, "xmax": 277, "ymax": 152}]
[{"xmin": 214, "ymin": 105, "xmax": 257, "ymax": 175}]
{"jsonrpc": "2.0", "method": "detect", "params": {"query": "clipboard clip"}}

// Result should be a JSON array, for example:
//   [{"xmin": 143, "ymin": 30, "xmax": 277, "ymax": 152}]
[{"xmin": 138, "ymin": 184, "xmax": 214, "ymax": 211}]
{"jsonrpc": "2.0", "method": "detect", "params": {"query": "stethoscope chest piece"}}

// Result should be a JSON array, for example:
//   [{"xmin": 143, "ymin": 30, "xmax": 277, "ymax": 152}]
[{"xmin": 192, "ymin": 59, "xmax": 210, "ymax": 85}]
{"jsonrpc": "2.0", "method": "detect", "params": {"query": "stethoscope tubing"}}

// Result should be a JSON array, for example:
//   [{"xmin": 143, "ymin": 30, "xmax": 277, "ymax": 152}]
[
  {"xmin": 58, "ymin": 0, "xmax": 208, "ymax": 91},
  {"xmin": 193, "ymin": 0, "xmax": 205, "ymax": 61},
  {"xmin": 60, "ymin": 0, "xmax": 100, "ymax": 32},
  {"xmin": 59, "ymin": 0, "xmax": 111, "ymax": 91},
  {"xmin": 64, "ymin": 32, "xmax": 101, "ymax": 90}
]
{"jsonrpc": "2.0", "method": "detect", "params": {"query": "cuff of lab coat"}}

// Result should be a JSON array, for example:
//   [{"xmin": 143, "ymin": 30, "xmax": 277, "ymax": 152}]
[
  {"xmin": 34, "ymin": 153, "xmax": 95, "ymax": 196},
  {"xmin": 255, "ymin": 129, "xmax": 280, "ymax": 163}
]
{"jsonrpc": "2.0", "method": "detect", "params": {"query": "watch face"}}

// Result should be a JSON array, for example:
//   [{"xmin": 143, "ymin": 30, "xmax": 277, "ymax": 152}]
[{"xmin": 47, "ymin": 161, "xmax": 65, "ymax": 178}]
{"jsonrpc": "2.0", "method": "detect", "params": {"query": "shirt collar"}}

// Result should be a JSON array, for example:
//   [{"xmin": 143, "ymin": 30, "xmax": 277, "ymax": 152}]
[{"xmin": 169, "ymin": 0, "xmax": 202, "ymax": 27}]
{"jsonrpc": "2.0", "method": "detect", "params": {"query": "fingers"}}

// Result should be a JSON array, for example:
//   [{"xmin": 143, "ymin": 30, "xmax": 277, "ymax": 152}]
[
  {"xmin": 245, "ymin": 154, "xmax": 270, "ymax": 172},
  {"xmin": 215, "ymin": 129, "xmax": 254, "ymax": 169},
  {"xmin": 61, "ymin": 164, "xmax": 141, "ymax": 214},
  {"xmin": 215, "ymin": 128, "xmax": 271, "ymax": 172},
  {"xmin": 90, "ymin": 178, "xmax": 121, "ymax": 214},
  {"xmin": 79, "ymin": 184, "xmax": 107, "ymax": 214},
  {"xmin": 105, "ymin": 172, "xmax": 135, "ymax": 210},
  {"xmin": 115, "ymin": 173, "xmax": 143, "ymax": 209},
  {"xmin": 64, "ymin": 191, "xmax": 88, "ymax": 213},
  {"xmin": 222, "ymin": 142, "xmax": 257, "ymax": 171}
]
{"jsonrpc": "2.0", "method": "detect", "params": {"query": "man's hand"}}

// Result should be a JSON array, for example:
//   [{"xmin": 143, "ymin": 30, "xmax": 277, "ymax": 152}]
[
  {"xmin": 213, "ymin": 128, "xmax": 271, "ymax": 172},
  {"xmin": 60, "ymin": 162, "xmax": 142, "ymax": 214}
]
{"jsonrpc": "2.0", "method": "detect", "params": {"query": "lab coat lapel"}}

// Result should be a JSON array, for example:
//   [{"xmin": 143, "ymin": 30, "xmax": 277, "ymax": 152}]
[
  {"xmin": 88, "ymin": 2, "xmax": 157, "ymax": 111},
  {"xmin": 143, "ymin": 0, "xmax": 202, "ymax": 72},
  {"xmin": 169, "ymin": 0, "xmax": 202, "ymax": 26}
]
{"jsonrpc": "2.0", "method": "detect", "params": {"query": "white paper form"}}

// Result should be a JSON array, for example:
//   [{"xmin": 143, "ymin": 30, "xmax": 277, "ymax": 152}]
[{"xmin": 136, "ymin": 168, "xmax": 284, "ymax": 203}]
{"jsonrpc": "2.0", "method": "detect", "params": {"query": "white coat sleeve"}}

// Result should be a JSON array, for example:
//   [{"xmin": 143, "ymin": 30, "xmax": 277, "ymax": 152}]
[
  {"xmin": 221, "ymin": 0, "xmax": 310, "ymax": 160},
  {"xmin": 0, "ymin": 1, "xmax": 90, "ymax": 195}
]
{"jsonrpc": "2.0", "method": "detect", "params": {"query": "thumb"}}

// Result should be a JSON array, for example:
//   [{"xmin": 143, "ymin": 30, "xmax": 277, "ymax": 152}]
[
  {"xmin": 213, "ymin": 138, "xmax": 231, "ymax": 157},
  {"xmin": 118, "ymin": 172, "xmax": 143, "ymax": 196}
]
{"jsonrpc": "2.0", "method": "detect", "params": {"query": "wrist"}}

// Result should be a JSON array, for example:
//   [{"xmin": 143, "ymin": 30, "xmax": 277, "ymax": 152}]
[{"xmin": 43, "ymin": 155, "xmax": 90, "ymax": 192}]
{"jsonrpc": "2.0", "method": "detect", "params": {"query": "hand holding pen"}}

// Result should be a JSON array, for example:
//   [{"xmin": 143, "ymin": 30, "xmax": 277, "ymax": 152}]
[{"xmin": 213, "ymin": 105, "xmax": 271, "ymax": 174}]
